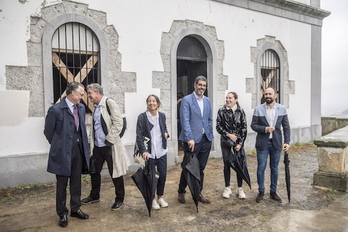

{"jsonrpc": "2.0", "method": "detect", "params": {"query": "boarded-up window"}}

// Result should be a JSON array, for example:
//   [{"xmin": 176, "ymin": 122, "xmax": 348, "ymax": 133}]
[
  {"xmin": 260, "ymin": 49, "xmax": 280, "ymax": 103},
  {"xmin": 52, "ymin": 22, "xmax": 100, "ymax": 112}
]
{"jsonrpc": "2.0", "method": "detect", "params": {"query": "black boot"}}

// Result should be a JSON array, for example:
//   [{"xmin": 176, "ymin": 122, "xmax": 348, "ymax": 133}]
[{"xmin": 256, "ymin": 191, "xmax": 264, "ymax": 203}]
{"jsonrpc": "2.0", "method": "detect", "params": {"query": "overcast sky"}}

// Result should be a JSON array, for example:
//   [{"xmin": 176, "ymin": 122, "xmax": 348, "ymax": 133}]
[{"xmin": 321, "ymin": 0, "xmax": 348, "ymax": 116}]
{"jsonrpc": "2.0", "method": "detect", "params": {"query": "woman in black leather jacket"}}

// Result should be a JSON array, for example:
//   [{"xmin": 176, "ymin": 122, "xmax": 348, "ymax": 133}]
[{"xmin": 216, "ymin": 92, "xmax": 248, "ymax": 199}]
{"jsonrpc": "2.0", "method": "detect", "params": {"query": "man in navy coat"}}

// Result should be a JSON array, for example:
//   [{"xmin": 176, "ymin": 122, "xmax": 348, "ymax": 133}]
[
  {"xmin": 177, "ymin": 76, "xmax": 213, "ymax": 204},
  {"xmin": 44, "ymin": 82, "xmax": 90, "ymax": 227}
]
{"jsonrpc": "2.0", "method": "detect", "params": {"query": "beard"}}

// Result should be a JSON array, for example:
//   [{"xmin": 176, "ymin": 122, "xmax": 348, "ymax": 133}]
[
  {"xmin": 196, "ymin": 89, "xmax": 205, "ymax": 96},
  {"xmin": 265, "ymin": 98, "xmax": 274, "ymax": 104}
]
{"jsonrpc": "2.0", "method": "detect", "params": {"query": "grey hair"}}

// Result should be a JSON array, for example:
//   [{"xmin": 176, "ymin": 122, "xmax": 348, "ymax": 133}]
[
  {"xmin": 86, "ymin": 83, "xmax": 104, "ymax": 95},
  {"xmin": 66, "ymin": 81, "xmax": 84, "ymax": 95},
  {"xmin": 194, "ymin": 75, "xmax": 207, "ymax": 85}
]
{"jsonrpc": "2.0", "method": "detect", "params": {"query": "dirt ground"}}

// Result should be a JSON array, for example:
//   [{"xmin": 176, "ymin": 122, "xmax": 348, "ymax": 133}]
[{"xmin": 1, "ymin": 144, "xmax": 348, "ymax": 232}]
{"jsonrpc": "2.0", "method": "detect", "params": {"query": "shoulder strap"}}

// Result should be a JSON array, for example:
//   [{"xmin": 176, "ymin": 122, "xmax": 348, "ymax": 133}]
[
  {"xmin": 106, "ymin": 97, "xmax": 127, "ymax": 138},
  {"xmin": 105, "ymin": 98, "xmax": 111, "ymax": 115}
]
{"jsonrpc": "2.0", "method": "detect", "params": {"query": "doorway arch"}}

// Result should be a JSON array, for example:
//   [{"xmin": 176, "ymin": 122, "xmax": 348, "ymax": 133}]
[
  {"xmin": 176, "ymin": 35, "xmax": 208, "ymax": 139},
  {"xmin": 157, "ymin": 20, "xmax": 227, "ymax": 163}
]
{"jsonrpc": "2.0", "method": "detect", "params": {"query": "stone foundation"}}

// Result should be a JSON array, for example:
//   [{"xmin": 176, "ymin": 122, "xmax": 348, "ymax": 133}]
[
  {"xmin": 314, "ymin": 126, "xmax": 348, "ymax": 192},
  {"xmin": 313, "ymin": 171, "xmax": 348, "ymax": 192}
]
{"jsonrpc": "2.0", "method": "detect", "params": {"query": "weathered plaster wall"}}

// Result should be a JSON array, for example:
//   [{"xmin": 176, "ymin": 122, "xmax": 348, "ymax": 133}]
[{"xmin": 0, "ymin": 0, "xmax": 329, "ymax": 188}]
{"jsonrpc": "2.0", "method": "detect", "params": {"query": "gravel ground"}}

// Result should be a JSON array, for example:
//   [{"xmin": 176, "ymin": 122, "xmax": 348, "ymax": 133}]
[{"xmin": 1, "ymin": 144, "xmax": 348, "ymax": 232}]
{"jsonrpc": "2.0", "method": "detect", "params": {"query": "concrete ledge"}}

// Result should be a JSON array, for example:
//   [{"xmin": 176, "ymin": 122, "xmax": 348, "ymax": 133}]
[
  {"xmin": 313, "ymin": 171, "xmax": 348, "ymax": 192},
  {"xmin": 321, "ymin": 116, "xmax": 348, "ymax": 136},
  {"xmin": 314, "ymin": 126, "xmax": 348, "ymax": 148},
  {"xmin": 313, "ymin": 126, "xmax": 348, "ymax": 192}
]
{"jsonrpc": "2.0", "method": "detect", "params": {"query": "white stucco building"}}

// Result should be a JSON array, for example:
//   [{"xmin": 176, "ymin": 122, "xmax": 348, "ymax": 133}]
[{"xmin": 0, "ymin": 0, "xmax": 330, "ymax": 188}]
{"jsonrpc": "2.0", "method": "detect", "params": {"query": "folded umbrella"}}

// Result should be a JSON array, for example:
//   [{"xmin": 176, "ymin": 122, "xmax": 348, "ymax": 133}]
[
  {"xmin": 131, "ymin": 162, "xmax": 159, "ymax": 217},
  {"xmin": 227, "ymin": 148, "xmax": 252, "ymax": 189},
  {"xmin": 283, "ymin": 151, "xmax": 291, "ymax": 203},
  {"xmin": 181, "ymin": 151, "xmax": 201, "ymax": 213}
]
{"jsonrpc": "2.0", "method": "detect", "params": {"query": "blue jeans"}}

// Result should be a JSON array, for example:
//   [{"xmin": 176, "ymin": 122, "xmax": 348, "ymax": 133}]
[{"xmin": 256, "ymin": 141, "xmax": 281, "ymax": 193}]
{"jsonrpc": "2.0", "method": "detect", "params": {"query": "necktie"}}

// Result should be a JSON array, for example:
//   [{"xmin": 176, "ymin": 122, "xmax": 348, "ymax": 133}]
[{"xmin": 73, "ymin": 105, "xmax": 79, "ymax": 129}]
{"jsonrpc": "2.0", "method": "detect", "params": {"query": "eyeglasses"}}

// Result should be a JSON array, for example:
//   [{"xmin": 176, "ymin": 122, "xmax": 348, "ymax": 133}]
[{"xmin": 74, "ymin": 91, "xmax": 84, "ymax": 97}]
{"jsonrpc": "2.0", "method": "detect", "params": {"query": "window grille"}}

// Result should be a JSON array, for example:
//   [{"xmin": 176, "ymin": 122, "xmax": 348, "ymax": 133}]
[
  {"xmin": 260, "ymin": 49, "xmax": 280, "ymax": 103},
  {"xmin": 51, "ymin": 22, "xmax": 100, "ymax": 112}
]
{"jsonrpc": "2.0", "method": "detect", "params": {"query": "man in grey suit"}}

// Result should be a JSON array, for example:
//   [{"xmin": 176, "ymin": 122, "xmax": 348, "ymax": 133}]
[
  {"xmin": 177, "ymin": 76, "xmax": 213, "ymax": 204},
  {"xmin": 251, "ymin": 87, "xmax": 290, "ymax": 203}
]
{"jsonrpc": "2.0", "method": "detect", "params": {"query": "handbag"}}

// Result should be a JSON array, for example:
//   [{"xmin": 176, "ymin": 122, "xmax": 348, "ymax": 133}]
[
  {"xmin": 82, "ymin": 155, "xmax": 97, "ymax": 175},
  {"xmin": 221, "ymin": 135, "xmax": 235, "ymax": 147},
  {"xmin": 133, "ymin": 136, "xmax": 150, "ymax": 167},
  {"xmin": 89, "ymin": 155, "xmax": 97, "ymax": 175}
]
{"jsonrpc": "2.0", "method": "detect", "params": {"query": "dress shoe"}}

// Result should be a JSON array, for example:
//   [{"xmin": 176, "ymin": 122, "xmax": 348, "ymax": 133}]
[
  {"xmin": 111, "ymin": 201, "xmax": 124, "ymax": 211},
  {"xmin": 59, "ymin": 215, "xmax": 68, "ymax": 227},
  {"xmin": 198, "ymin": 194, "xmax": 211, "ymax": 204},
  {"xmin": 81, "ymin": 196, "xmax": 100, "ymax": 204},
  {"xmin": 178, "ymin": 193, "xmax": 186, "ymax": 203},
  {"xmin": 70, "ymin": 209, "xmax": 89, "ymax": 219},
  {"xmin": 270, "ymin": 191, "xmax": 282, "ymax": 202},
  {"xmin": 256, "ymin": 191, "xmax": 264, "ymax": 203}
]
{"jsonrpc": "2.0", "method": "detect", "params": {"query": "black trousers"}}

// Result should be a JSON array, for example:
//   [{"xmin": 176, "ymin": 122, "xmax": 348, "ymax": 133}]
[
  {"xmin": 89, "ymin": 146, "xmax": 125, "ymax": 202},
  {"xmin": 221, "ymin": 144, "xmax": 243, "ymax": 188},
  {"xmin": 148, "ymin": 154, "xmax": 167, "ymax": 196},
  {"xmin": 178, "ymin": 135, "xmax": 212, "ymax": 194},
  {"xmin": 56, "ymin": 143, "xmax": 83, "ymax": 217}
]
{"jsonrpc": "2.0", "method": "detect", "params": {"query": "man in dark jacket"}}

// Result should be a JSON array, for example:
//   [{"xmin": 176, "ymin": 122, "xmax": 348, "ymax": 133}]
[
  {"xmin": 44, "ymin": 82, "xmax": 90, "ymax": 227},
  {"xmin": 251, "ymin": 87, "xmax": 290, "ymax": 203}
]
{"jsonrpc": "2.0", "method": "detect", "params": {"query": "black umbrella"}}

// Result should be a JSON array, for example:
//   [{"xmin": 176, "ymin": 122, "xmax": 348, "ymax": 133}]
[
  {"xmin": 283, "ymin": 151, "xmax": 291, "ymax": 203},
  {"xmin": 131, "ymin": 162, "xmax": 159, "ymax": 217},
  {"xmin": 227, "ymin": 148, "xmax": 252, "ymax": 189},
  {"xmin": 181, "ymin": 152, "xmax": 201, "ymax": 212}
]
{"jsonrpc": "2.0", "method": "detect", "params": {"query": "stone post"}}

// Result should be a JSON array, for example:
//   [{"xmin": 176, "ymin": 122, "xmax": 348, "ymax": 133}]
[{"xmin": 313, "ymin": 126, "xmax": 348, "ymax": 192}]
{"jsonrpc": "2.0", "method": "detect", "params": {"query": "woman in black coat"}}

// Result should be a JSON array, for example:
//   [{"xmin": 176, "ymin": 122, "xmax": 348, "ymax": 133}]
[
  {"xmin": 136, "ymin": 95, "xmax": 169, "ymax": 210},
  {"xmin": 216, "ymin": 92, "xmax": 247, "ymax": 199}
]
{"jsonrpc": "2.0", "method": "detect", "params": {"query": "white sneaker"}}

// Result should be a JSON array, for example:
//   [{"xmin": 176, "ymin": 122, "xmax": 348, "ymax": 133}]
[
  {"xmin": 222, "ymin": 187, "xmax": 232, "ymax": 199},
  {"xmin": 157, "ymin": 197, "xmax": 168, "ymax": 208},
  {"xmin": 152, "ymin": 199, "xmax": 160, "ymax": 210},
  {"xmin": 237, "ymin": 187, "xmax": 246, "ymax": 199}
]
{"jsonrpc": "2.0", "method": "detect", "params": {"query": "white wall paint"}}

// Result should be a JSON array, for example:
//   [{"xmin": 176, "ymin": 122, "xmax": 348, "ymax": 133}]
[
  {"xmin": 0, "ymin": 117, "xmax": 49, "ymax": 156},
  {"xmin": 0, "ymin": 0, "xmax": 317, "ymax": 157}
]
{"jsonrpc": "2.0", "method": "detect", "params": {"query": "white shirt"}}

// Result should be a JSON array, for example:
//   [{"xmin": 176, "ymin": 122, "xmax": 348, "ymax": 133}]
[
  {"xmin": 266, "ymin": 104, "xmax": 276, "ymax": 139},
  {"xmin": 146, "ymin": 111, "xmax": 168, "ymax": 159},
  {"xmin": 194, "ymin": 92, "xmax": 205, "ymax": 134}
]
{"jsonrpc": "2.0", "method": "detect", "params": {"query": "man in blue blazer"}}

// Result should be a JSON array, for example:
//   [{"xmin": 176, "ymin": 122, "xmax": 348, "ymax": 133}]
[
  {"xmin": 44, "ymin": 82, "xmax": 90, "ymax": 227},
  {"xmin": 251, "ymin": 87, "xmax": 290, "ymax": 203},
  {"xmin": 177, "ymin": 76, "xmax": 213, "ymax": 204}
]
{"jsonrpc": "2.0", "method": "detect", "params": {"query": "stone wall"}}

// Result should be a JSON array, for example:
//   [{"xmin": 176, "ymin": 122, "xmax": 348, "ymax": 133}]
[
  {"xmin": 313, "ymin": 126, "xmax": 348, "ymax": 192},
  {"xmin": 321, "ymin": 117, "xmax": 348, "ymax": 136}
]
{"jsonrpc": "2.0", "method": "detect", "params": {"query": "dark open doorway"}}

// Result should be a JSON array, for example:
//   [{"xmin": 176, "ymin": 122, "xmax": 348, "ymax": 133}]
[{"xmin": 176, "ymin": 36, "xmax": 208, "ymax": 139}]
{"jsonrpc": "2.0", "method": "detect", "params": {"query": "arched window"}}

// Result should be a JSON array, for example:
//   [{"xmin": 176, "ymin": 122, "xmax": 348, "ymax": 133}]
[
  {"xmin": 260, "ymin": 49, "xmax": 280, "ymax": 103},
  {"xmin": 51, "ymin": 22, "xmax": 100, "ymax": 112}
]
